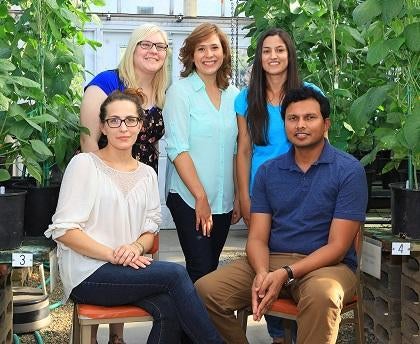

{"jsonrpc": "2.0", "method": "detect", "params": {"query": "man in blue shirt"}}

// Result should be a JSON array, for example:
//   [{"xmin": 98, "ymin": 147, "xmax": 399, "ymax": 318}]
[{"xmin": 196, "ymin": 87, "xmax": 368, "ymax": 344}]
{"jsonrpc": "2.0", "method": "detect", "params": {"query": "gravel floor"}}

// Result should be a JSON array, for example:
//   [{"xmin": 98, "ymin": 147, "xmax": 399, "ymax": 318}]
[{"xmin": 15, "ymin": 260, "xmax": 379, "ymax": 344}]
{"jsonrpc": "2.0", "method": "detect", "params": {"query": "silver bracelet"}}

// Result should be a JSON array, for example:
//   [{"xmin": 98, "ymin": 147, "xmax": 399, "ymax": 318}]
[{"xmin": 133, "ymin": 241, "xmax": 145, "ymax": 255}]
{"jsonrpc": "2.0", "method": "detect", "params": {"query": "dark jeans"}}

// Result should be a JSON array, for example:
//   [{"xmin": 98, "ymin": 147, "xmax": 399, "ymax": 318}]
[
  {"xmin": 70, "ymin": 261, "xmax": 223, "ymax": 344},
  {"xmin": 166, "ymin": 193, "xmax": 231, "ymax": 283}
]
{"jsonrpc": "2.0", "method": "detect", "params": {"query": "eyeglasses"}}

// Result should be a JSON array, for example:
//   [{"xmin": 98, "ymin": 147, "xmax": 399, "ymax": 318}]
[
  {"xmin": 138, "ymin": 40, "xmax": 168, "ymax": 52},
  {"xmin": 105, "ymin": 117, "xmax": 140, "ymax": 128}
]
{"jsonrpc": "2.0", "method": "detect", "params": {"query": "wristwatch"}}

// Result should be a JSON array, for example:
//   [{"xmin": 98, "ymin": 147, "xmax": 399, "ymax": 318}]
[{"xmin": 282, "ymin": 265, "xmax": 295, "ymax": 287}]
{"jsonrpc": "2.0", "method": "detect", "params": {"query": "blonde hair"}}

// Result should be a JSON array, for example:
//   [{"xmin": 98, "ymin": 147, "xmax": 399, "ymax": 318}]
[{"xmin": 118, "ymin": 24, "xmax": 169, "ymax": 109}]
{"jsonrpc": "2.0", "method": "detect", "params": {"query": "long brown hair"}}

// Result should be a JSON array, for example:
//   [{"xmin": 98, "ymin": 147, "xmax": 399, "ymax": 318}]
[
  {"xmin": 179, "ymin": 23, "xmax": 231, "ymax": 90},
  {"xmin": 247, "ymin": 28, "xmax": 301, "ymax": 145}
]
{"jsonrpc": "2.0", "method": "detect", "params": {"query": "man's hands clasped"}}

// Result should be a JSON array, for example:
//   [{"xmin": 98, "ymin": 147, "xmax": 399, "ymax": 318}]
[{"xmin": 251, "ymin": 269, "xmax": 288, "ymax": 321}]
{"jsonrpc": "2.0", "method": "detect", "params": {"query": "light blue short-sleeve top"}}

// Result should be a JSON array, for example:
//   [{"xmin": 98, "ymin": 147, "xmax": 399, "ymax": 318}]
[
  {"xmin": 163, "ymin": 72, "xmax": 239, "ymax": 214},
  {"xmin": 234, "ymin": 81, "xmax": 323, "ymax": 193}
]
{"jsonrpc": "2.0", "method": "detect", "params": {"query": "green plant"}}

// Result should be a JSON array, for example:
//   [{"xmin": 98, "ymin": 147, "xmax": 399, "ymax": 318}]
[
  {"xmin": 346, "ymin": 0, "xmax": 419, "ymax": 189},
  {"xmin": 0, "ymin": 0, "xmax": 103, "ymax": 186}
]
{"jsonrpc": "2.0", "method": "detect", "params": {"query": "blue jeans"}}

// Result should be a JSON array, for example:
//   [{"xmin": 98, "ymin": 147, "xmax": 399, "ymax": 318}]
[
  {"xmin": 266, "ymin": 315, "xmax": 297, "ymax": 342},
  {"xmin": 265, "ymin": 315, "xmax": 284, "ymax": 339},
  {"xmin": 167, "ymin": 193, "xmax": 231, "ymax": 282},
  {"xmin": 71, "ymin": 261, "xmax": 223, "ymax": 344}
]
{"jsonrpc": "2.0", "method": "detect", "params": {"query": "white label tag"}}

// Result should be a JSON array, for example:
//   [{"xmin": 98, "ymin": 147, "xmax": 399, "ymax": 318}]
[
  {"xmin": 11, "ymin": 253, "xmax": 33, "ymax": 267},
  {"xmin": 361, "ymin": 239, "xmax": 382, "ymax": 279},
  {"xmin": 391, "ymin": 242, "xmax": 410, "ymax": 255}
]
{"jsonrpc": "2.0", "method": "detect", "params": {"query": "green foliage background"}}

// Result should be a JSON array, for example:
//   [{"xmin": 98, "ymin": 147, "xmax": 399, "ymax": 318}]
[
  {"xmin": 0, "ymin": 0, "xmax": 103, "ymax": 185},
  {"xmin": 236, "ymin": 0, "xmax": 419, "ymax": 188}
]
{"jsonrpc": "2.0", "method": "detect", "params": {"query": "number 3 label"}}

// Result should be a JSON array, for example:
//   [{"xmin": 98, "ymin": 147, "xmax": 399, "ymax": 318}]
[
  {"xmin": 12, "ymin": 253, "xmax": 33, "ymax": 267},
  {"xmin": 391, "ymin": 242, "xmax": 410, "ymax": 256}
]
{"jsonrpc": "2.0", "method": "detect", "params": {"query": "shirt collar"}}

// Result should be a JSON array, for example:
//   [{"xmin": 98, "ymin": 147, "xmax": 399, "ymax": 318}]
[
  {"xmin": 279, "ymin": 139, "xmax": 335, "ymax": 171},
  {"xmin": 190, "ymin": 71, "xmax": 205, "ymax": 92}
]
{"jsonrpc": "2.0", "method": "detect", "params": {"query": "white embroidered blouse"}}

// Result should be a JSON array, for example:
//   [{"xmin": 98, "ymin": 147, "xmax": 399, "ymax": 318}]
[{"xmin": 45, "ymin": 153, "xmax": 161, "ymax": 301}]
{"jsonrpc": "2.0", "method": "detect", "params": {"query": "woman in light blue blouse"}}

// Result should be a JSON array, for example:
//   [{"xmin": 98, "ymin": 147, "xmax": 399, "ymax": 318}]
[{"xmin": 163, "ymin": 23, "xmax": 241, "ymax": 283}]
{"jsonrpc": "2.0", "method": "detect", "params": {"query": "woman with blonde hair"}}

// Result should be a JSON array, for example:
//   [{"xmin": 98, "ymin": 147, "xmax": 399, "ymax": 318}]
[
  {"xmin": 80, "ymin": 23, "xmax": 169, "ymax": 174},
  {"xmin": 163, "ymin": 23, "xmax": 241, "ymax": 284}
]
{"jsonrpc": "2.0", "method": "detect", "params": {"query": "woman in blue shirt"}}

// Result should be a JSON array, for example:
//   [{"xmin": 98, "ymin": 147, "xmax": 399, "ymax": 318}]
[
  {"xmin": 236, "ymin": 27, "xmax": 322, "ymax": 344},
  {"xmin": 163, "ymin": 23, "xmax": 241, "ymax": 283},
  {"xmin": 80, "ymin": 24, "xmax": 168, "ymax": 175}
]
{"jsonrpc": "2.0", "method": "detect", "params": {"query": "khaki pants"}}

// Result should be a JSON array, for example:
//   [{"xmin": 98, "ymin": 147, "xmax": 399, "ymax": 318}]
[{"xmin": 195, "ymin": 254, "xmax": 357, "ymax": 344}]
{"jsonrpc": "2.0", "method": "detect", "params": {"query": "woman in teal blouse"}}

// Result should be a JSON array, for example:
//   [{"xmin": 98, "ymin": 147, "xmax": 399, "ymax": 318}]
[{"xmin": 163, "ymin": 23, "xmax": 240, "ymax": 283}]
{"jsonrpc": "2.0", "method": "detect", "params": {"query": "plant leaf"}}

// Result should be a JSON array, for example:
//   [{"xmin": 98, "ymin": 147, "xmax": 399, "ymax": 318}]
[
  {"xmin": 30, "ymin": 114, "xmax": 58, "ymax": 124},
  {"xmin": 332, "ymin": 88, "xmax": 352, "ymax": 98},
  {"xmin": 349, "ymin": 84, "xmax": 393, "ymax": 131},
  {"xmin": 30, "ymin": 140, "xmax": 53, "ymax": 157},
  {"xmin": 367, "ymin": 39, "xmax": 388, "ymax": 65},
  {"xmin": 44, "ymin": 0, "xmax": 59, "ymax": 10},
  {"xmin": 353, "ymin": 0, "xmax": 381, "ymax": 27},
  {"xmin": 0, "ymin": 59, "xmax": 16, "ymax": 72},
  {"xmin": 385, "ymin": 37, "xmax": 405, "ymax": 53},
  {"xmin": 23, "ymin": 158, "xmax": 42, "ymax": 184},
  {"xmin": 404, "ymin": 22, "xmax": 420, "ymax": 52},
  {"xmin": 0, "ymin": 169, "xmax": 10, "ymax": 182},
  {"xmin": 22, "ymin": 117, "xmax": 42, "ymax": 132},
  {"xmin": 381, "ymin": 0, "xmax": 404, "ymax": 23},
  {"xmin": 402, "ymin": 114, "xmax": 420, "ymax": 151},
  {"xmin": 342, "ymin": 26, "xmax": 365, "ymax": 45},
  {"xmin": 0, "ymin": 92, "xmax": 10, "ymax": 111},
  {"xmin": 343, "ymin": 122, "xmax": 355, "ymax": 133},
  {"xmin": 9, "ymin": 120, "xmax": 34, "ymax": 140},
  {"xmin": 386, "ymin": 112, "xmax": 404, "ymax": 124},
  {"xmin": 10, "ymin": 76, "xmax": 40, "ymax": 88},
  {"xmin": 47, "ymin": 15, "xmax": 61, "ymax": 39}
]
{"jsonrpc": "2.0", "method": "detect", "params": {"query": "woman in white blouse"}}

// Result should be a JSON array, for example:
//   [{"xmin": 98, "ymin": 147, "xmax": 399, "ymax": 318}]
[{"xmin": 45, "ymin": 89, "xmax": 223, "ymax": 344}]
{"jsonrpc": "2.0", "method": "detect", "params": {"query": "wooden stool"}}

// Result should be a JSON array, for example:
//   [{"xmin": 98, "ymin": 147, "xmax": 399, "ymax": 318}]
[{"xmin": 71, "ymin": 235, "xmax": 159, "ymax": 344}]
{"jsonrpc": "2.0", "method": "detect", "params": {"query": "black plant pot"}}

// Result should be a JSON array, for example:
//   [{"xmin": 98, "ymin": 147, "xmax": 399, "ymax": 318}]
[
  {"xmin": 0, "ymin": 190, "xmax": 27, "ymax": 249},
  {"xmin": 390, "ymin": 182, "xmax": 420, "ymax": 239},
  {"xmin": 13, "ymin": 182, "xmax": 60, "ymax": 237}
]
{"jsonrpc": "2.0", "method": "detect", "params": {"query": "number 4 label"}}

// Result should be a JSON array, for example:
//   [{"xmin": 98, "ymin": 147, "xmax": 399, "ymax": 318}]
[
  {"xmin": 12, "ymin": 253, "xmax": 33, "ymax": 267},
  {"xmin": 391, "ymin": 242, "xmax": 410, "ymax": 256}
]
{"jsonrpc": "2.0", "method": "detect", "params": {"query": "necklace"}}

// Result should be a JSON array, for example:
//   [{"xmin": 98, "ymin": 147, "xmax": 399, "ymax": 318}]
[{"xmin": 267, "ymin": 91, "xmax": 284, "ymax": 105}]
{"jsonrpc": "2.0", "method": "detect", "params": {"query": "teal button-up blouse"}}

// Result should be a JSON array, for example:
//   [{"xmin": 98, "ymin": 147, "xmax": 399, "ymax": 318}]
[{"xmin": 163, "ymin": 72, "xmax": 239, "ymax": 214}]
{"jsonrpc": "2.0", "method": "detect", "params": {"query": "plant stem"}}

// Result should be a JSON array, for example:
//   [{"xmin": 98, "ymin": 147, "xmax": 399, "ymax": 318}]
[
  {"xmin": 36, "ymin": 0, "xmax": 48, "ymax": 187},
  {"xmin": 328, "ymin": 0, "xmax": 338, "ymax": 90}
]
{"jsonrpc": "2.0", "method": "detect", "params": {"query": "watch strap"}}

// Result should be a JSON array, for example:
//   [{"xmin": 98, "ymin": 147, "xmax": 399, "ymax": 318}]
[{"xmin": 282, "ymin": 265, "xmax": 294, "ymax": 280}]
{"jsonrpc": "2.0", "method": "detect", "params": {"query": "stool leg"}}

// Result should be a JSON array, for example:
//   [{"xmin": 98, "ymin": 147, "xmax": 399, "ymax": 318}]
[
  {"xmin": 49, "ymin": 247, "xmax": 58, "ymax": 293},
  {"xmin": 284, "ymin": 319, "xmax": 293, "ymax": 344},
  {"xmin": 80, "ymin": 324, "xmax": 92, "ymax": 344},
  {"xmin": 72, "ymin": 306, "xmax": 81, "ymax": 344},
  {"xmin": 38, "ymin": 263, "xmax": 47, "ymax": 296},
  {"xmin": 237, "ymin": 309, "xmax": 249, "ymax": 333},
  {"xmin": 355, "ymin": 305, "xmax": 365, "ymax": 344}
]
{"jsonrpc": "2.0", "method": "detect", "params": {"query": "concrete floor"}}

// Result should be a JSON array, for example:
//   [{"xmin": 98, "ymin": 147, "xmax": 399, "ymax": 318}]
[{"xmin": 97, "ymin": 229, "xmax": 272, "ymax": 343}]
